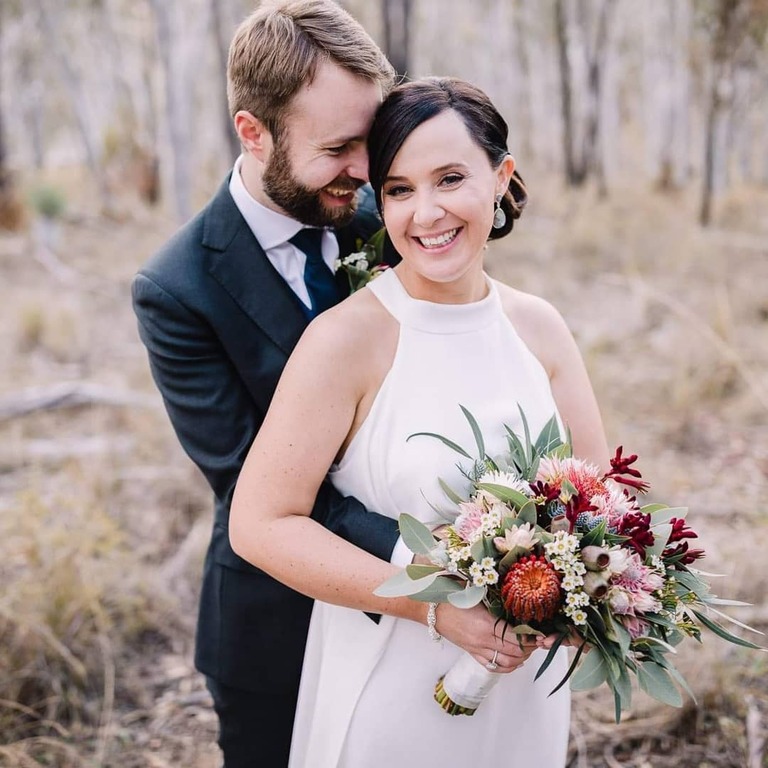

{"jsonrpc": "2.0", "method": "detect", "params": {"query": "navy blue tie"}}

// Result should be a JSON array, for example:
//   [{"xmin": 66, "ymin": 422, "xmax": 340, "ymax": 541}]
[{"xmin": 290, "ymin": 228, "xmax": 339, "ymax": 318}]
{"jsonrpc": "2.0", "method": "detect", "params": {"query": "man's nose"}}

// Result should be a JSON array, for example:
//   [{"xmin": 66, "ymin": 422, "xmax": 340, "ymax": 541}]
[{"xmin": 347, "ymin": 144, "xmax": 369, "ymax": 183}]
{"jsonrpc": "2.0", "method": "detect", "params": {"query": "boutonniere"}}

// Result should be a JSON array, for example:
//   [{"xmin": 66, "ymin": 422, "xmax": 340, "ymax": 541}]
[{"xmin": 335, "ymin": 227, "xmax": 390, "ymax": 293}]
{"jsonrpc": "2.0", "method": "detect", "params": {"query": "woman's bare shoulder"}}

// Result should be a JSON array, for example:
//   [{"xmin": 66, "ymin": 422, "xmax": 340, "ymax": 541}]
[
  {"xmin": 493, "ymin": 280, "xmax": 573, "ymax": 376},
  {"xmin": 286, "ymin": 286, "xmax": 398, "ymax": 398}
]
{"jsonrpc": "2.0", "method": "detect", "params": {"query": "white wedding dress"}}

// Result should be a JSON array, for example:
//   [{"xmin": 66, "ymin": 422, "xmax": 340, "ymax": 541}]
[{"xmin": 289, "ymin": 269, "xmax": 570, "ymax": 767}]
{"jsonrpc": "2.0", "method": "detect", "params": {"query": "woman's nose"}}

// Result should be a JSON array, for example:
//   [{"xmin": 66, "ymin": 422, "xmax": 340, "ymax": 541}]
[{"xmin": 412, "ymin": 192, "xmax": 445, "ymax": 228}]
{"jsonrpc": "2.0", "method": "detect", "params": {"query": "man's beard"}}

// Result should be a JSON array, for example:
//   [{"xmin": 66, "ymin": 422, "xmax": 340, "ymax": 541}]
[{"xmin": 263, "ymin": 138, "xmax": 362, "ymax": 228}]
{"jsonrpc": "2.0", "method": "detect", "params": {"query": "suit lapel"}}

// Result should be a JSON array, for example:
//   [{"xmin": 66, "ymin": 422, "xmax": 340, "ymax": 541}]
[{"xmin": 204, "ymin": 178, "xmax": 308, "ymax": 356}]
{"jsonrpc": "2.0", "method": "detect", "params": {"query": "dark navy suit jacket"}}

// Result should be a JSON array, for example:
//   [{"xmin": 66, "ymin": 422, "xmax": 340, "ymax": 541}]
[{"xmin": 132, "ymin": 177, "xmax": 400, "ymax": 695}]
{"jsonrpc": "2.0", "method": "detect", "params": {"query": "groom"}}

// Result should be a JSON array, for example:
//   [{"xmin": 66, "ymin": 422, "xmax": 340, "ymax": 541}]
[
  {"xmin": 134, "ymin": 2, "xmax": 500, "ymax": 766},
  {"xmin": 132, "ymin": 4, "xmax": 401, "ymax": 765}
]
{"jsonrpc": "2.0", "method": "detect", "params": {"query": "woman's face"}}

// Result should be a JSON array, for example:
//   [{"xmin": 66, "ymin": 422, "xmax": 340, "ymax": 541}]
[{"xmin": 380, "ymin": 109, "xmax": 513, "ymax": 301}]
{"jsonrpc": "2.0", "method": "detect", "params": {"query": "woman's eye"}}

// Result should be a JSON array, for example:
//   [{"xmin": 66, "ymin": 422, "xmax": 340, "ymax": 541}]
[
  {"xmin": 384, "ymin": 185, "xmax": 411, "ymax": 198},
  {"xmin": 440, "ymin": 173, "xmax": 464, "ymax": 186}
]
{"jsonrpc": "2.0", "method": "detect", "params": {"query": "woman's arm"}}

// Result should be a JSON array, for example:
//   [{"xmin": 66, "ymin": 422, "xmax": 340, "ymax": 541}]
[{"xmin": 229, "ymin": 297, "xmax": 535, "ymax": 670}]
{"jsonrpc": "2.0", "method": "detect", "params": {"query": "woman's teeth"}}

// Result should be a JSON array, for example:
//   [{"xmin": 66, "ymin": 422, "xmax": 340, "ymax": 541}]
[{"xmin": 418, "ymin": 228, "xmax": 458, "ymax": 248}]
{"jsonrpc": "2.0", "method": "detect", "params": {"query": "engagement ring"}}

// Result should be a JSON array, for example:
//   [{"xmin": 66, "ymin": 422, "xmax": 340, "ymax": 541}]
[{"xmin": 485, "ymin": 650, "xmax": 499, "ymax": 670}]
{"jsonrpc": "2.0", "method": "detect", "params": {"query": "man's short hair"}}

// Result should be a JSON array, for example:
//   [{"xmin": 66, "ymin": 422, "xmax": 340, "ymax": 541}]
[{"xmin": 227, "ymin": 0, "xmax": 395, "ymax": 138}]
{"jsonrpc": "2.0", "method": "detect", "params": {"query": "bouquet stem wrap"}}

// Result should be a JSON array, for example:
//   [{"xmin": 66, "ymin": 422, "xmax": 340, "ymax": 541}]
[{"xmin": 435, "ymin": 653, "xmax": 501, "ymax": 715}]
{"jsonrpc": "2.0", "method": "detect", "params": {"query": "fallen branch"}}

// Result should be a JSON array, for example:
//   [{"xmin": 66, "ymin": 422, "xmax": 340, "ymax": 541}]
[{"xmin": 0, "ymin": 381, "xmax": 160, "ymax": 421}]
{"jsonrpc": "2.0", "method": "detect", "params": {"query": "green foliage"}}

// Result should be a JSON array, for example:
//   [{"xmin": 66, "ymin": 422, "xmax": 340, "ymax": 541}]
[{"xmin": 28, "ymin": 185, "xmax": 67, "ymax": 220}]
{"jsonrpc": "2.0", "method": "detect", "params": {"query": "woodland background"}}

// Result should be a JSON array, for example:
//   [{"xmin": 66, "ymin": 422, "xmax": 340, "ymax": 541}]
[{"xmin": 0, "ymin": 0, "xmax": 767, "ymax": 766}]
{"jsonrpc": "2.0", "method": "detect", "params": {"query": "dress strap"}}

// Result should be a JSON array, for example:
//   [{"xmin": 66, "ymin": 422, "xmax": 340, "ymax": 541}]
[
  {"xmin": 365, "ymin": 268, "xmax": 501, "ymax": 334},
  {"xmin": 365, "ymin": 268, "xmax": 408, "ymax": 321}
]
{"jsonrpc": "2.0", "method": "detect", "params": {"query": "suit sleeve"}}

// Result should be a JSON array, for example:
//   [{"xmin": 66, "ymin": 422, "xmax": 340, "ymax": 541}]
[{"xmin": 132, "ymin": 272, "xmax": 401, "ymax": 564}]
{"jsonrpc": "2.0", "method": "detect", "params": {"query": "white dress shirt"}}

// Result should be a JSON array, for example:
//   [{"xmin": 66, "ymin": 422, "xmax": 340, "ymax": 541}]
[{"xmin": 229, "ymin": 155, "xmax": 339, "ymax": 310}]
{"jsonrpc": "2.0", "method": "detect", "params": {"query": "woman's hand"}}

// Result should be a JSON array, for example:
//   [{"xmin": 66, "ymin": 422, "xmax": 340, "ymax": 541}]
[{"xmin": 433, "ymin": 604, "xmax": 540, "ymax": 674}]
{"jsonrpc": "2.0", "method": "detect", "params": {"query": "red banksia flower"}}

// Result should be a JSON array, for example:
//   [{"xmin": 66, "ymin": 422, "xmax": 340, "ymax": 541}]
[{"xmin": 501, "ymin": 555, "xmax": 562, "ymax": 623}]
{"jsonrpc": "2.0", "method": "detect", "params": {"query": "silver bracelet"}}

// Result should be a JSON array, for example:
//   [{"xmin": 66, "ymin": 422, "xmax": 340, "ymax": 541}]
[{"xmin": 427, "ymin": 602, "xmax": 442, "ymax": 643}]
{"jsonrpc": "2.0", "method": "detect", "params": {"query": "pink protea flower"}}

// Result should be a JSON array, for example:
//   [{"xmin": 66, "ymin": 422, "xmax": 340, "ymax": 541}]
[
  {"xmin": 591, "ymin": 484, "xmax": 640, "ymax": 528},
  {"xmin": 536, "ymin": 456, "xmax": 608, "ymax": 504},
  {"xmin": 607, "ymin": 551, "xmax": 664, "ymax": 616},
  {"xmin": 619, "ymin": 615, "xmax": 651, "ymax": 639},
  {"xmin": 454, "ymin": 502, "xmax": 485, "ymax": 542}
]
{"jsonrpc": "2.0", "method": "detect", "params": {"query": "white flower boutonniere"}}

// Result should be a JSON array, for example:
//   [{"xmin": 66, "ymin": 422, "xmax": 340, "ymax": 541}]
[{"xmin": 335, "ymin": 228, "xmax": 390, "ymax": 293}]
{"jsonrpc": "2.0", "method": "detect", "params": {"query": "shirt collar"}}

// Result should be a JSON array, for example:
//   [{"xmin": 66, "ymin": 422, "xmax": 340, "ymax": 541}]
[{"xmin": 229, "ymin": 155, "xmax": 309, "ymax": 249}]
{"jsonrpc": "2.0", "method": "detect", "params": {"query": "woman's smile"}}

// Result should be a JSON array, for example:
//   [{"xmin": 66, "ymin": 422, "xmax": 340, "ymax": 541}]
[{"xmin": 414, "ymin": 227, "xmax": 462, "ymax": 250}]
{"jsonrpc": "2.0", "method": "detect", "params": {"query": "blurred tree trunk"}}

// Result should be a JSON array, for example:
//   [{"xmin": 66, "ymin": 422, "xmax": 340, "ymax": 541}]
[
  {"xmin": 700, "ymin": 0, "xmax": 746, "ymax": 226},
  {"xmin": 555, "ymin": 0, "xmax": 616, "ymax": 190},
  {"xmin": 148, "ymin": 0, "xmax": 192, "ymax": 223},
  {"xmin": 643, "ymin": 0, "xmax": 692, "ymax": 190},
  {"xmin": 381, "ymin": 0, "xmax": 412, "ymax": 77},
  {"xmin": 210, "ymin": 0, "xmax": 241, "ymax": 164},
  {"xmin": 555, "ymin": 0, "xmax": 581, "ymax": 184},
  {"xmin": 0, "ymin": 4, "xmax": 23, "ymax": 230},
  {"xmin": 31, "ymin": 0, "xmax": 112, "ymax": 210}
]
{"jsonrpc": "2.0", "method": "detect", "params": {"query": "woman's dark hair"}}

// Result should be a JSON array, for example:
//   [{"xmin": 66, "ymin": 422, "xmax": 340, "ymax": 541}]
[{"xmin": 367, "ymin": 77, "xmax": 528, "ymax": 239}]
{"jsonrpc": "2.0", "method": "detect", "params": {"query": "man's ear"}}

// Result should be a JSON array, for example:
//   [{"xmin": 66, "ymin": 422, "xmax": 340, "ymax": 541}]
[{"xmin": 234, "ymin": 111, "xmax": 273, "ymax": 161}]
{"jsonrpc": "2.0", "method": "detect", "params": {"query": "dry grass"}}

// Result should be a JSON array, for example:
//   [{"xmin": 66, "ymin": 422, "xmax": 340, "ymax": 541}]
[{"xmin": 0, "ymin": 174, "xmax": 766, "ymax": 766}]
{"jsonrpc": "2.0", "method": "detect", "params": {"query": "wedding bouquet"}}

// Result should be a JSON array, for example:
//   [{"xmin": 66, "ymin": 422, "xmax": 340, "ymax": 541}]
[
  {"xmin": 335, "ymin": 228, "xmax": 390, "ymax": 293},
  {"xmin": 375, "ymin": 407, "xmax": 764, "ymax": 722}
]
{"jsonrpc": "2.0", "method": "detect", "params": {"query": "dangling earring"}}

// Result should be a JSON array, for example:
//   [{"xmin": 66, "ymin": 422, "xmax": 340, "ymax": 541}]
[{"xmin": 492, "ymin": 193, "xmax": 506, "ymax": 230}]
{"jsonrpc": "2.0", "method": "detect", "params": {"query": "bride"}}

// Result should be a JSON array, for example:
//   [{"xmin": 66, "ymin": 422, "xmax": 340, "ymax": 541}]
[{"xmin": 230, "ymin": 77, "xmax": 609, "ymax": 767}]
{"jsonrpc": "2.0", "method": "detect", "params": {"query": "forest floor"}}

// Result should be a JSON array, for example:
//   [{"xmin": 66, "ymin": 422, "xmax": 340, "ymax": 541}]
[{"xmin": 0, "ymin": 172, "xmax": 766, "ymax": 767}]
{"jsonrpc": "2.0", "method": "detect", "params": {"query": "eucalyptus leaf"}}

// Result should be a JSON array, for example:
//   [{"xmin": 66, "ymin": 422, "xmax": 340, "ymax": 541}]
[
  {"xmin": 498, "ymin": 545, "xmax": 535, "ymax": 571},
  {"xmin": 534, "ymin": 414, "xmax": 563, "ymax": 455},
  {"xmin": 438, "ymin": 477, "xmax": 466, "ymax": 505},
  {"xmin": 612, "ymin": 617, "xmax": 632, "ymax": 658},
  {"xmin": 703, "ymin": 597, "xmax": 752, "ymax": 608},
  {"xmin": 646, "ymin": 506, "xmax": 688, "ymax": 525},
  {"xmin": 408, "ymin": 575, "xmax": 465, "ymax": 602},
  {"xmin": 368, "ymin": 227, "xmax": 386, "ymax": 250},
  {"xmin": 637, "ymin": 661, "xmax": 683, "ymax": 707},
  {"xmin": 406, "ymin": 431, "xmax": 471, "ymax": 459},
  {"xmin": 660, "ymin": 659, "xmax": 697, "ymax": 703},
  {"xmin": 673, "ymin": 569, "xmax": 710, "ymax": 600},
  {"xmin": 579, "ymin": 520, "xmax": 607, "ymax": 547},
  {"xmin": 569, "ymin": 648, "xmax": 608, "ymax": 691},
  {"xmin": 560, "ymin": 478, "xmax": 578, "ymax": 499},
  {"xmin": 373, "ymin": 569, "xmax": 439, "ymax": 598},
  {"xmin": 692, "ymin": 609, "xmax": 765, "ymax": 648},
  {"xmin": 504, "ymin": 426, "xmax": 527, "ymax": 470},
  {"xmin": 548, "ymin": 641, "xmax": 587, "ymax": 698},
  {"xmin": 398, "ymin": 514, "xmax": 437, "ymax": 555},
  {"xmin": 534, "ymin": 632, "xmax": 567, "ymax": 681},
  {"xmin": 470, "ymin": 537, "xmax": 493, "ymax": 563},
  {"xmin": 645, "ymin": 523, "xmax": 673, "ymax": 557},
  {"xmin": 459, "ymin": 405, "xmax": 486, "ymax": 459},
  {"xmin": 476, "ymin": 483, "xmax": 529, "ymax": 509},
  {"xmin": 507, "ymin": 624, "xmax": 544, "ymax": 636},
  {"xmin": 516, "ymin": 404, "xmax": 533, "ymax": 464},
  {"xmin": 614, "ymin": 664, "xmax": 633, "ymax": 712},
  {"xmin": 447, "ymin": 584, "xmax": 486, "ymax": 609},
  {"xmin": 405, "ymin": 564, "xmax": 443, "ymax": 579},
  {"xmin": 517, "ymin": 500, "xmax": 537, "ymax": 525}
]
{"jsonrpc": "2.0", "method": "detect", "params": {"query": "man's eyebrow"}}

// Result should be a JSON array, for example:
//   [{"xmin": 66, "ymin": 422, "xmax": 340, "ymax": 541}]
[{"xmin": 320, "ymin": 133, "xmax": 366, "ymax": 147}]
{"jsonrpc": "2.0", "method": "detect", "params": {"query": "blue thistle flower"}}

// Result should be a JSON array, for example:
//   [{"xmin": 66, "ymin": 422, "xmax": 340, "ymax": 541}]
[{"xmin": 548, "ymin": 501, "xmax": 566, "ymax": 519}]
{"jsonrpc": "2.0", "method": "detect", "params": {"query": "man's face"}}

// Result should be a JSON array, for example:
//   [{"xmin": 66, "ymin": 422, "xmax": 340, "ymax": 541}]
[{"xmin": 263, "ymin": 60, "xmax": 382, "ymax": 228}]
